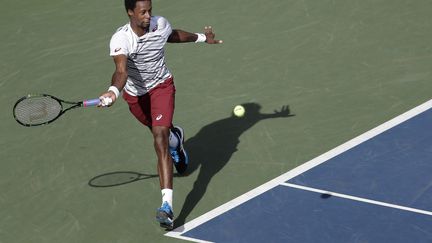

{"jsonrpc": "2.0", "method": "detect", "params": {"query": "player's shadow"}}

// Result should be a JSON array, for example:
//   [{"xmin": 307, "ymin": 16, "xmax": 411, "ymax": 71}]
[{"xmin": 174, "ymin": 103, "xmax": 294, "ymax": 228}]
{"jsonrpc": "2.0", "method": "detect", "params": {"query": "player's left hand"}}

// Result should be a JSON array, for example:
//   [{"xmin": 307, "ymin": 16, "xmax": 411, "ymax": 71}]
[{"xmin": 204, "ymin": 26, "xmax": 223, "ymax": 44}]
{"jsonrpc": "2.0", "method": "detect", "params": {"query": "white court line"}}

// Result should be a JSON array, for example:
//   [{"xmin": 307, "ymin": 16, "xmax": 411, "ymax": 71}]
[
  {"xmin": 166, "ymin": 99, "xmax": 432, "ymax": 241},
  {"xmin": 167, "ymin": 235, "xmax": 213, "ymax": 243},
  {"xmin": 282, "ymin": 183, "xmax": 432, "ymax": 216}
]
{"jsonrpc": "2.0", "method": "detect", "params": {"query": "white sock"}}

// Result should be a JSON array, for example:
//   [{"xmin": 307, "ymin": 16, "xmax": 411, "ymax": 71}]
[
  {"xmin": 169, "ymin": 130, "xmax": 179, "ymax": 148},
  {"xmin": 161, "ymin": 188, "xmax": 173, "ymax": 209}
]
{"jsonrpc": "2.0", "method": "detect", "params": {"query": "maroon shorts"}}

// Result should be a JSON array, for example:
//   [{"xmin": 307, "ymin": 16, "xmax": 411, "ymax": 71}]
[{"xmin": 122, "ymin": 77, "xmax": 175, "ymax": 128}]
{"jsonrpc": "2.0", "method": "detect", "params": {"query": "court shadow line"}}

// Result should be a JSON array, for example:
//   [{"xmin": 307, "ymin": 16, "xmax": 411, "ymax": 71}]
[{"xmin": 174, "ymin": 103, "xmax": 295, "ymax": 228}]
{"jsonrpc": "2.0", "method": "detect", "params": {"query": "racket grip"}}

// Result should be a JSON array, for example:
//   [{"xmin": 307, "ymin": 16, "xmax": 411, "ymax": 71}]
[{"xmin": 83, "ymin": 98, "xmax": 100, "ymax": 107}]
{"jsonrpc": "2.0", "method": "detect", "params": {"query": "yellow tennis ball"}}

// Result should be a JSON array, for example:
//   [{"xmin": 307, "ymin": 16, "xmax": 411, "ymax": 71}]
[{"xmin": 233, "ymin": 105, "xmax": 245, "ymax": 117}]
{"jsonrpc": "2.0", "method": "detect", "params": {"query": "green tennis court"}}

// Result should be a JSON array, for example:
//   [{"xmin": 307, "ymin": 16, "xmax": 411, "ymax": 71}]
[{"xmin": 1, "ymin": 0, "xmax": 431, "ymax": 242}]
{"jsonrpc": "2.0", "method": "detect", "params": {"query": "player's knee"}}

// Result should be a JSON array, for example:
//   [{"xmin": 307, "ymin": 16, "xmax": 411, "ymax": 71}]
[{"xmin": 152, "ymin": 127, "xmax": 169, "ymax": 147}]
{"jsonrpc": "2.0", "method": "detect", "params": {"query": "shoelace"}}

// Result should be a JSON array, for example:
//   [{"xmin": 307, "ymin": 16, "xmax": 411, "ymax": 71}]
[
  {"xmin": 170, "ymin": 149, "xmax": 180, "ymax": 163},
  {"xmin": 160, "ymin": 203, "xmax": 173, "ymax": 215}
]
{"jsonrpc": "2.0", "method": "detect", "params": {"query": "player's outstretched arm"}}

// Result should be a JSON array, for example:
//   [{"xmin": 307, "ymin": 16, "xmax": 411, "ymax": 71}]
[
  {"xmin": 99, "ymin": 55, "xmax": 128, "ymax": 107},
  {"xmin": 168, "ymin": 26, "xmax": 222, "ymax": 44}
]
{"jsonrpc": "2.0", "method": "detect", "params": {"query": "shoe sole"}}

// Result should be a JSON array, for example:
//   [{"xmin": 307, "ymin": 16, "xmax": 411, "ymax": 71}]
[
  {"xmin": 159, "ymin": 222, "xmax": 174, "ymax": 230},
  {"xmin": 156, "ymin": 211, "xmax": 174, "ymax": 229},
  {"xmin": 173, "ymin": 126, "xmax": 189, "ymax": 163},
  {"xmin": 174, "ymin": 126, "xmax": 185, "ymax": 144}
]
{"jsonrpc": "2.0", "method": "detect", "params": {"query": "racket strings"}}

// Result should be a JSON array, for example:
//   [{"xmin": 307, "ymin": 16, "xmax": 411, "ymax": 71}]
[{"xmin": 14, "ymin": 96, "xmax": 62, "ymax": 125}]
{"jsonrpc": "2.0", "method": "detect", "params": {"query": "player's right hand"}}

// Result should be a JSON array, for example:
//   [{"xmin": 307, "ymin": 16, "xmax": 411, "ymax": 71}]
[{"xmin": 98, "ymin": 91, "xmax": 117, "ymax": 107}]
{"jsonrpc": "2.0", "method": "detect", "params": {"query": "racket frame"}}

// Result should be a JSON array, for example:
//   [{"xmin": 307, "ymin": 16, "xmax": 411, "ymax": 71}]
[{"xmin": 13, "ymin": 94, "xmax": 97, "ymax": 127}]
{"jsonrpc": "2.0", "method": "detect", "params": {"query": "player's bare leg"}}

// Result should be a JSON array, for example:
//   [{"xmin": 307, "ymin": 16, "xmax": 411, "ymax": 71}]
[
  {"xmin": 153, "ymin": 126, "xmax": 172, "ymax": 189},
  {"xmin": 152, "ymin": 126, "xmax": 174, "ymax": 229}
]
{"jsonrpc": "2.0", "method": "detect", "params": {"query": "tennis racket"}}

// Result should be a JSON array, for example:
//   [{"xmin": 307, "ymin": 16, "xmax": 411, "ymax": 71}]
[{"xmin": 13, "ymin": 94, "xmax": 100, "ymax": 127}]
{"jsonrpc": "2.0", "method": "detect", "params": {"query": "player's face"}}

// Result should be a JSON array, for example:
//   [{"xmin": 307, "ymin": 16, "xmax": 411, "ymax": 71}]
[{"xmin": 128, "ymin": 0, "xmax": 152, "ymax": 29}]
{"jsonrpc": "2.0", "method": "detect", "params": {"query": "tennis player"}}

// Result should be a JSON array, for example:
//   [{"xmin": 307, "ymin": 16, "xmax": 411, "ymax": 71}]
[{"xmin": 98, "ymin": 0, "xmax": 222, "ymax": 229}]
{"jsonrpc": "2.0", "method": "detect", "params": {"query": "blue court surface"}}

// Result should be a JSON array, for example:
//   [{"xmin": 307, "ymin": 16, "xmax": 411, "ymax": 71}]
[{"xmin": 166, "ymin": 100, "xmax": 432, "ymax": 243}]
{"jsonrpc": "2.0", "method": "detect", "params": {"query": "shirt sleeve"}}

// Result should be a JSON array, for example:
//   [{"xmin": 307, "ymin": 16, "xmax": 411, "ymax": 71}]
[
  {"xmin": 109, "ymin": 31, "xmax": 130, "ymax": 56},
  {"xmin": 156, "ymin": 16, "xmax": 172, "ymax": 39}
]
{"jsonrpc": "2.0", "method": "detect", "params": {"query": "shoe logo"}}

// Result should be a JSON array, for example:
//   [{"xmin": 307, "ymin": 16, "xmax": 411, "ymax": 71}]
[
  {"xmin": 114, "ymin": 47, "xmax": 121, "ymax": 52},
  {"xmin": 156, "ymin": 114, "xmax": 163, "ymax": 121}
]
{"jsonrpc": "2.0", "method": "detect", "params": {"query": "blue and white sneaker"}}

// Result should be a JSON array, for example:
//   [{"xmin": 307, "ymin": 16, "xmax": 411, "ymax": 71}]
[
  {"xmin": 170, "ymin": 126, "xmax": 189, "ymax": 174},
  {"xmin": 156, "ymin": 201, "xmax": 174, "ymax": 229}
]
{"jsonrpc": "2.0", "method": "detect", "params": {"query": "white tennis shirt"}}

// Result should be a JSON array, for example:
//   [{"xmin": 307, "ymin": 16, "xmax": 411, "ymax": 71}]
[{"xmin": 109, "ymin": 16, "xmax": 173, "ymax": 96}]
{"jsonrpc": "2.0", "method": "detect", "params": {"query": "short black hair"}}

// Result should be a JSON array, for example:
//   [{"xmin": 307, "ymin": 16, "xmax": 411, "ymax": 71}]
[{"xmin": 124, "ymin": 0, "xmax": 150, "ymax": 12}]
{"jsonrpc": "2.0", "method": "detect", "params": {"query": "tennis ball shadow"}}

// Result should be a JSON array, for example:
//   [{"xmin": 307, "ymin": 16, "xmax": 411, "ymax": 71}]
[
  {"xmin": 321, "ymin": 193, "xmax": 332, "ymax": 199},
  {"xmin": 174, "ymin": 103, "xmax": 295, "ymax": 228}
]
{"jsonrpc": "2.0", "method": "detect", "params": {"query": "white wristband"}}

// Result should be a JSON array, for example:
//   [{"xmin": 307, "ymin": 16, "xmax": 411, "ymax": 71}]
[
  {"xmin": 108, "ymin": 86, "xmax": 120, "ymax": 98},
  {"xmin": 195, "ymin": 33, "xmax": 206, "ymax": 43}
]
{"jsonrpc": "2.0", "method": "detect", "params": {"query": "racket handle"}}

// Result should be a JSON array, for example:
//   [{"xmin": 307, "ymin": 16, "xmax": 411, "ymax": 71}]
[{"xmin": 83, "ymin": 98, "xmax": 100, "ymax": 107}]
